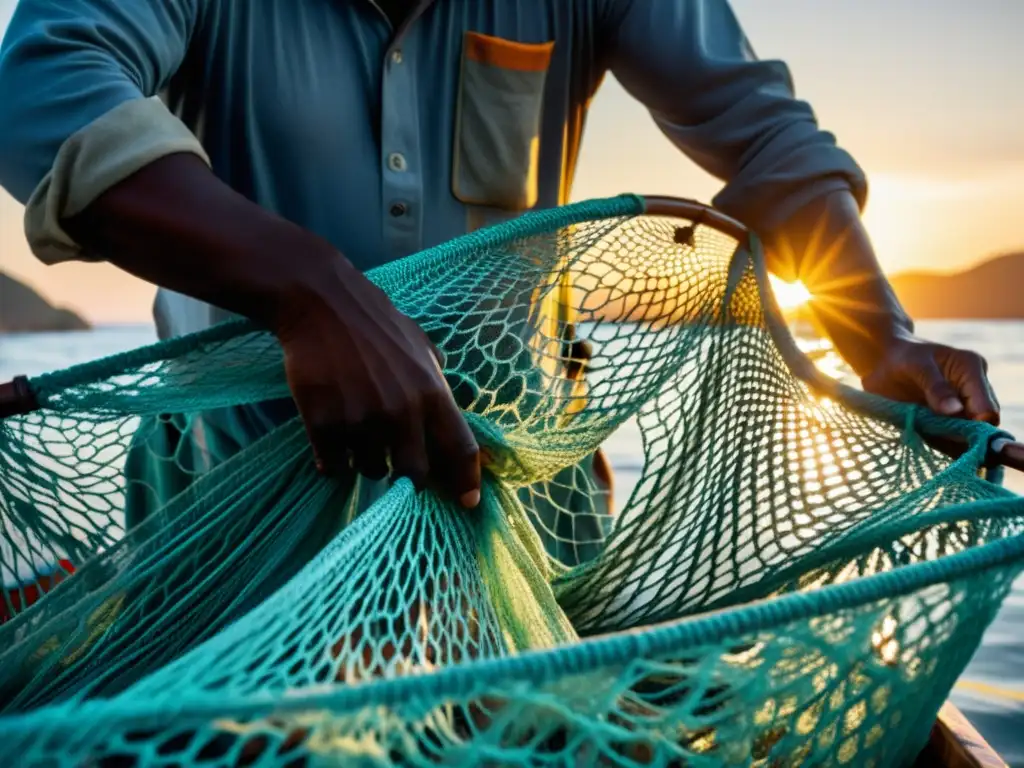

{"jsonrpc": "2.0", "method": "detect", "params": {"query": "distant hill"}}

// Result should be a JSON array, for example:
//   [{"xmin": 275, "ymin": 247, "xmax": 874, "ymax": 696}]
[
  {"xmin": 889, "ymin": 251, "xmax": 1024, "ymax": 319},
  {"xmin": 0, "ymin": 271, "xmax": 90, "ymax": 332}
]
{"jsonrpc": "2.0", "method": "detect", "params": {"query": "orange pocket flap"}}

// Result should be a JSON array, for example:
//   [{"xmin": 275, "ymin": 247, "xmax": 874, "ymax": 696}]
[{"xmin": 464, "ymin": 31, "xmax": 554, "ymax": 72}]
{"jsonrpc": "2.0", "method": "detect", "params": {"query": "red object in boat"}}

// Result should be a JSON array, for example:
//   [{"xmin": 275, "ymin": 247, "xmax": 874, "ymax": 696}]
[{"xmin": 0, "ymin": 559, "xmax": 75, "ymax": 624}]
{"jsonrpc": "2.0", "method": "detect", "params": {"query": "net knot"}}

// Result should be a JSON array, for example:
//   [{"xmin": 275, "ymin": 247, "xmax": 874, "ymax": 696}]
[
  {"xmin": 901, "ymin": 405, "xmax": 924, "ymax": 450},
  {"xmin": 673, "ymin": 225, "xmax": 696, "ymax": 247}
]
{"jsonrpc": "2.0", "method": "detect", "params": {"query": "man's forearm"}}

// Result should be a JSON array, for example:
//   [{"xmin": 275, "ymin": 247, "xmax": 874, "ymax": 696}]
[
  {"xmin": 61, "ymin": 152, "xmax": 482, "ymax": 500},
  {"xmin": 62, "ymin": 153, "xmax": 339, "ymax": 330},
  {"xmin": 764, "ymin": 190, "xmax": 913, "ymax": 377}
]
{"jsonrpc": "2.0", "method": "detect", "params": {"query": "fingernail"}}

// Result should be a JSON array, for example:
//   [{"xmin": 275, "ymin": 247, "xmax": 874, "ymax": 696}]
[
  {"xmin": 460, "ymin": 489, "xmax": 481, "ymax": 509},
  {"xmin": 938, "ymin": 397, "xmax": 964, "ymax": 416}
]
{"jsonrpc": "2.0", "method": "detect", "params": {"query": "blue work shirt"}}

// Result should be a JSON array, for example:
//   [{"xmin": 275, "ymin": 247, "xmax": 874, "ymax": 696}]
[
  {"xmin": 0, "ymin": 0, "xmax": 866, "ymax": 339},
  {"xmin": 0, "ymin": 0, "xmax": 870, "ymax": 567}
]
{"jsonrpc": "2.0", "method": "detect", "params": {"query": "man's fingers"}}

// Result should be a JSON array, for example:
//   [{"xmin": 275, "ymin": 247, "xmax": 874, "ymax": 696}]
[
  {"xmin": 427, "ymin": 339, "xmax": 447, "ymax": 374},
  {"xmin": 426, "ymin": 396, "xmax": 480, "ymax": 509},
  {"xmin": 350, "ymin": 426, "xmax": 390, "ymax": 480},
  {"xmin": 910, "ymin": 356, "xmax": 963, "ymax": 417},
  {"xmin": 947, "ymin": 352, "xmax": 1000, "ymax": 425},
  {"xmin": 299, "ymin": 400, "xmax": 352, "ymax": 477},
  {"xmin": 863, "ymin": 339, "xmax": 1003, "ymax": 426},
  {"xmin": 390, "ymin": 419, "xmax": 430, "ymax": 491}
]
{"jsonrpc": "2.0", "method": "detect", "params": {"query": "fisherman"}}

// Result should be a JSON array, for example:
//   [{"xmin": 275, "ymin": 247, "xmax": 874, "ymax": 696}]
[{"xmin": 0, "ymin": 0, "xmax": 999, "ymax": 563}]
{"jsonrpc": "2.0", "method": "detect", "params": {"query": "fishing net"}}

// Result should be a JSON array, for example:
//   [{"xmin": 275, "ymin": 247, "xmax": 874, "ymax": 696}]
[{"xmin": 1, "ymin": 194, "xmax": 1022, "ymax": 767}]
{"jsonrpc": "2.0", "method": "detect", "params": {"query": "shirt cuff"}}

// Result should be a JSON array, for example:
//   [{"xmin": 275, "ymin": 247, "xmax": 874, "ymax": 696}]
[
  {"xmin": 711, "ymin": 141, "xmax": 869, "ymax": 236},
  {"xmin": 23, "ymin": 96, "xmax": 210, "ymax": 265}
]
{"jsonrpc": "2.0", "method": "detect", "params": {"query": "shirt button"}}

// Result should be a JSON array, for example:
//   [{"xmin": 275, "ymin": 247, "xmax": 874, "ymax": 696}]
[
  {"xmin": 390, "ymin": 202, "xmax": 407, "ymax": 217},
  {"xmin": 390, "ymin": 49, "xmax": 403, "ymax": 65},
  {"xmin": 387, "ymin": 152, "xmax": 407, "ymax": 172}
]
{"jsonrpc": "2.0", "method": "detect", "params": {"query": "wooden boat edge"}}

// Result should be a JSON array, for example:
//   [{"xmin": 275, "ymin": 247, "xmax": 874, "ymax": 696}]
[{"xmin": 916, "ymin": 701, "xmax": 1008, "ymax": 767}]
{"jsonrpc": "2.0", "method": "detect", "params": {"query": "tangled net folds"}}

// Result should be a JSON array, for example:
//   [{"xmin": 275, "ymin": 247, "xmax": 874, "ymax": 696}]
[{"xmin": 0, "ymin": 195, "xmax": 1021, "ymax": 767}]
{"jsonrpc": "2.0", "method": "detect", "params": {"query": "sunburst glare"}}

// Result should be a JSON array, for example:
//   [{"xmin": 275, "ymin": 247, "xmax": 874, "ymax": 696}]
[{"xmin": 769, "ymin": 275, "xmax": 813, "ymax": 311}]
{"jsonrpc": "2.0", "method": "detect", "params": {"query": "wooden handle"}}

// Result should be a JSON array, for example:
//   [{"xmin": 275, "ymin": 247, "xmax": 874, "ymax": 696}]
[
  {"xmin": 0, "ymin": 376, "xmax": 38, "ymax": 420},
  {"xmin": 928, "ymin": 434, "xmax": 1024, "ymax": 474},
  {"xmin": 992, "ymin": 439, "xmax": 1024, "ymax": 473}
]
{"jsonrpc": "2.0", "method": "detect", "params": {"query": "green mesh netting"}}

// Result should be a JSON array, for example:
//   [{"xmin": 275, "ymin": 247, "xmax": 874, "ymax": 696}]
[{"xmin": 1, "ymin": 194, "xmax": 1022, "ymax": 767}]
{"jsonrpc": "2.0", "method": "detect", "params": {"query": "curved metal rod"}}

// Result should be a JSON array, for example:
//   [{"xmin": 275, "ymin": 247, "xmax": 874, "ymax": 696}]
[
  {"xmin": 642, "ymin": 195, "xmax": 750, "ymax": 242},
  {"xmin": 640, "ymin": 194, "xmax": 1024, "ymax": 475}
]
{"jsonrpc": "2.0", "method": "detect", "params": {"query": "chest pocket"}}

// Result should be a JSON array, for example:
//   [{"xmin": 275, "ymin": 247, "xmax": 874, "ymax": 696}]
[{"xmin": 452, "ymin": 32, "xmax": 554, "ymax": 211}]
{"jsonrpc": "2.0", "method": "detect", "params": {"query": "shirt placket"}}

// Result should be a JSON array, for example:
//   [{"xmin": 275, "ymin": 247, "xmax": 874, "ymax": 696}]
[{"xmin": 378, "ymin": 3, "xmax": 434, "ymax": 260}]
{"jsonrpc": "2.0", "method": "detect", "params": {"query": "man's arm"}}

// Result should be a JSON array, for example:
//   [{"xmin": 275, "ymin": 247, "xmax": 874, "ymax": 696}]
[
  {"xmin": 602, "ymin": 0, "xmax": 998, "ymax": 422},
  {"xmin": 769, "ymin": 190, "xmax": 998, "ymax": 422},
  {"xmin": 0, "ymin": 0, "xmax": 481, "ymax": 504}
]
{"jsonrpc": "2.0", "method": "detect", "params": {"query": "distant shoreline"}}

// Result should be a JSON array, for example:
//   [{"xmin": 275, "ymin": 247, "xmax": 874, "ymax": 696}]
[{"xmin": 4, "ymin": 248, "xmax": 1024, "ymax": 330}]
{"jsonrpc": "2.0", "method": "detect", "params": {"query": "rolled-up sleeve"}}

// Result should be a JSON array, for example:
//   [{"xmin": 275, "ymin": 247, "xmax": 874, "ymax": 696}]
[
  {"xmin": 0, "ymin": 0, "xmax": 209, "ymax": 264},
  {"xmin": 604, "ymin": 0, "xmax": 867, "ymax": 234}
]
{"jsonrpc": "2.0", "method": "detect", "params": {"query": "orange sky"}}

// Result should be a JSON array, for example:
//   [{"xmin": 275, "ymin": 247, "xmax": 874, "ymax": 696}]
[{"xmin": 1, "ymin": 0, "xmax": 1022, "ymax": 323}]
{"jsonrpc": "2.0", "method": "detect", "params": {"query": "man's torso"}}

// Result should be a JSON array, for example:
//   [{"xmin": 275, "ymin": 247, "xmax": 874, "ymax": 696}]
[{"xmin": 156, "ymin": 0, "xmax": 613, "ymax": 336}]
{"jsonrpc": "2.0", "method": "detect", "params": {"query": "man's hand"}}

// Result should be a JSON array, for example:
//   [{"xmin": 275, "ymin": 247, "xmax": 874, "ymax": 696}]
[
  {"xmin": 271, "ymin": 260, "xmax": 481, "ymax": 504},
  {"xmin": 65, "ymin": 154, "xmax": 481, "ymax": 507},
  {"xmin": 861, "ymin": 335, "xmax": 999, "ymax": 424},
  {"xmin": 766, "ymin": 190, "xmax": 1001, "ymax": 425}
]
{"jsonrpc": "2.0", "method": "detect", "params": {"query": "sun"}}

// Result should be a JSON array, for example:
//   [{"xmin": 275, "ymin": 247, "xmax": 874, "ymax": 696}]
[{"xmin": 768, "ymin": 275, "xmax": 813, "ymax": 311}]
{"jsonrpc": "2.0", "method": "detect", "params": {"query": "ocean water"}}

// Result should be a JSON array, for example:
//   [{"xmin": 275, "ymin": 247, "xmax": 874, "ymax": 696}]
[{"xmin": 1, "ymin": 320, "xmax": 1023, "ymax": 762}]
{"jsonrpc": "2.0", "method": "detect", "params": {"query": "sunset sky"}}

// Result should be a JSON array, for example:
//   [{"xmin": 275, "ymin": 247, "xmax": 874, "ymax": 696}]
[{"xmin": 1, "ymin": 0, "xmax": 1022, "ymax": 324}]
